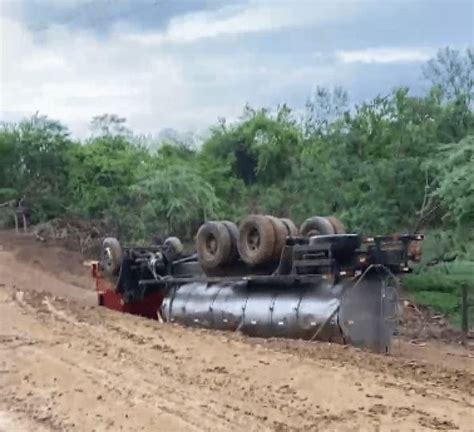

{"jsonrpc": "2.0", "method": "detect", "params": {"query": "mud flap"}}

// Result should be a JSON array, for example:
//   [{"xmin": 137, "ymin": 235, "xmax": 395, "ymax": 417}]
[{"xmin": 339, "ymin": 266, "xmax": 399, "ymax": 354}]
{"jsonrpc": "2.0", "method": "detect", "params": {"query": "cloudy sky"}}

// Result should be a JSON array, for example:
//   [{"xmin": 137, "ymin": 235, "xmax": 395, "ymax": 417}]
[{"xmin": 0, "ymin": 0, "xmax": 472, "ymax": 137}]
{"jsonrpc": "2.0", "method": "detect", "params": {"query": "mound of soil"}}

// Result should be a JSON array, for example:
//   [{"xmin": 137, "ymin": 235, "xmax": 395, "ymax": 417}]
[
  {"xmin": 0, "ymin": 230, "xmax": 93, "ymax": 290},
  {"xmin": 400, "ymin": 299, "xmax": 467, "ymax": 343}
]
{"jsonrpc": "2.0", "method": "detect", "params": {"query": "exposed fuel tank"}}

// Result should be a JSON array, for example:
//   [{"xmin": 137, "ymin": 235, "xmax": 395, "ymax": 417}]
[{"xmin": 161, "ymin": 268, "xmax": 399, "ymax": 353}]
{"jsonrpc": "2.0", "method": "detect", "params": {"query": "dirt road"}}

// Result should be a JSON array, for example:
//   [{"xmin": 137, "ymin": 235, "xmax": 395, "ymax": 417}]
[{"xmin": 0, "ymin": 234, "xmax": 473, "ymax": 431}]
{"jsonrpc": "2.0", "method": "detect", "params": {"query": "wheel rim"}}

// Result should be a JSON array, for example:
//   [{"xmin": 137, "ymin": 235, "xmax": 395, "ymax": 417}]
[
  {"xmin": 247, "ymin": 228, "xmax": 260, "ymax": 252},
  {"xmin": 205, "ymin": 234, "xmax": 218, "ymax": 256},
  {"xmin": 104, "ymin": 247, "xmax": 113, "ymax": 270}
]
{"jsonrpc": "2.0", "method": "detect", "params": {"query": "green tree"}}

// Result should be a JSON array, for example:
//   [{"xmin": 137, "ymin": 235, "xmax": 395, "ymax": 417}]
[
  {"xmin": 432, "ymin": 135, "xmax": 474, "ymax": 227},
  {"xmin": 90, "ymin": 114, "xmax": 132, "ymax": 138},
  {"xmin": 132, "ymin": 163, "xmax": 221, "ymax": 240},
  {"xmin": 67, "ymin": 134, "xmax": 149, "ymax": 226},
  {"xmin": 0, "ymin": 114, "xmax": 73, "ymax": 220},
  {"xmin": 202, "ymin": 105, "xmax": 301, "ymax": 186},
  {"xmin": 423, "ymin": 47, "xmax": 474, "ymax": 104}
]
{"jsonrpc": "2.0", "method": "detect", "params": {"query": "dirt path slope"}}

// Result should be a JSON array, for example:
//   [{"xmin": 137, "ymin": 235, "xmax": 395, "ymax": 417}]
[
  {"xmin": 0, "ymin": 234, "xmax": 473, "ymax": 431},
  {"xmin": 0, "ymin": 231, "xmax": 93, "ymax": 290}
]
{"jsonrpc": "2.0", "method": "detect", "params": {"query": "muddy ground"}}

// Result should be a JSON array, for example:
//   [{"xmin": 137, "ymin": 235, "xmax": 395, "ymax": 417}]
[{"xmin": 0, "ymin": 232, "xmax": 472, "ymax": 431}]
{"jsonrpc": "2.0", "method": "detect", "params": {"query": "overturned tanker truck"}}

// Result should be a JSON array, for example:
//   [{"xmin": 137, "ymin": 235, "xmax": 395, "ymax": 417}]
[{"xmin": 93, "ymin": 215, "xmax": 423, "ymax": 353}]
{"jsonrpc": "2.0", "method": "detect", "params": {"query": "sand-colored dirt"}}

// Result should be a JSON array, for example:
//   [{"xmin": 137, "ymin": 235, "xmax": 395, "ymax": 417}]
[{"xmin": 0, "ymin": 232, "xmax": 472, "ymax": 431}]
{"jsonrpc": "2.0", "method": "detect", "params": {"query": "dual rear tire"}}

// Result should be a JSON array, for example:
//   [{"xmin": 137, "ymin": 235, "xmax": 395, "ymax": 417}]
[
  {"xmin": 195, "ymin": 221, "xmax": 239, "ymax": 269},
  {"xmin": 300, "ymin": 215, "xmax": 346, "ymax": 236},
  {"xmin": 237, "ymin": 215, "xmax": 276, "ymax": 266},
  {"xmin": 196, "ymin": 215, "xmax": 300, "ymax": 268},
  {"xmin": 196, "ymin": 215, "xmax": 345, "ymax": 269}
]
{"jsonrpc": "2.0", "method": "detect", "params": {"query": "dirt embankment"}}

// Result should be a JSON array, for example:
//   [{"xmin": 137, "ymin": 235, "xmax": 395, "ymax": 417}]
[
  {"xmin": 0, "ymin": 231, "xmax": 93, "ymax": 291},
  {"xmin": 0, "ymin": 232, "xmax": 473, "ymax": 431}
]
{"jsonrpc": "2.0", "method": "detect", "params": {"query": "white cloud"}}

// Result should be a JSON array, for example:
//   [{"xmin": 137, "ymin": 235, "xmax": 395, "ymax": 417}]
[
  {"xmin": 0, "ymin": 16, "xmax": 191, "ymax": 136},
  {"xmin": 0, "ymin": 1, "xmax": 355, "ymax": 138},
  {"xmin": 0, "ymin": 14, "xmax": 279, "ymax": 136},
  {"xmin": 0, "ymin": 1, "xmax": 443, "ymax": 139},
  {"xmin": 125, "ymin": 0, "xmax": 358, "ymax": 45},
  {"xmin": 336, "ymin": 48, "xmax": 433, "ymax": 64},
  {"xmin": 37, "ymin": 0, "xmax": 93, "ymax": 8}
]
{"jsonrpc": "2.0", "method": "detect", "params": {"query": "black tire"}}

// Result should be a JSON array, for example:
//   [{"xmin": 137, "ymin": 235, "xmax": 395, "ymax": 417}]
[
  {"xmin": 266, "ymin": 215, "xmax": 288, "ymax": 260},
  {"xmin": 164, "ymin": 236, "xmax": 184, "ymax": 260},
  {"xmin": 101, "ymin": 237, "xmax": 123, "ymax": 278},
  {"xmin": 300, "ymin": 216, "xmax": 335, "ymax": 237},
  {"xmin": 280, "ymin": 217, "xmax": 299, "ymax": 236},
  {"xmin": 221, "ymin": 220, "xmax": 239, "ymax": 263},
  {"xmin": 238, "ymin": 215, "xmax": 275, "ymax": 265},
  {"xmin": 326, "ymin": 216, "xmax": 346, "ymax": 234},
  {"xmin": 196, "ymin": 221, "xmax": 232, "ymax": 269}
]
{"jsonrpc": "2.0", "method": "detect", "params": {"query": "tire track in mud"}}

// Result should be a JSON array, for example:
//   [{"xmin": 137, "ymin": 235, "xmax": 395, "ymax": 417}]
[
  {"xmin": 52, "ymin": 304, "xmax": 378, "ymax": 430},
  {"xmin": 7, "ymin": 293, "xmax": 245, "ymax": 431},
  {"xmin": 87, "ymin": 302, "xmax": 474, "ymax": 412},
  {"xmin": 36, "ymin": 297, "xmax": 340, "ymax": 431},
  {"xmin": 1, "ymin": 287, "xmax": 473, "ymax": 432},
  {"xmin": 247, "ymin": 337, "xmax": 474, "ymax": 398},
  {"xmin": 4, "ymin": 289, "xmax": 311, "ymax": 431}
]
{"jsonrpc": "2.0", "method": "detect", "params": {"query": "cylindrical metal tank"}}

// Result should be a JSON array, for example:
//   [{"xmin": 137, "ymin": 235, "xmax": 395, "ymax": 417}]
[{"xmin": 161, "ymin": 270, "xmax": 399, "ymax": 353}]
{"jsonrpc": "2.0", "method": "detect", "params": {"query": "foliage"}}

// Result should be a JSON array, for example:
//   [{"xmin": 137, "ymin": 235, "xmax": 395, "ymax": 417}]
[
  {"xmin": 201, "ymin": 105, "xmax": 301, "ymax": 186},
  {"xmin": 423, "ymin": 47, "xmax": 474, "ymax": 104},
  {"xmin": 405, "ymin": 261, "xmax": 474, "ymax": 293},
  {"xmin": 131, "ymin": 163, "xmax": 221, "ymax": 240},
  {"xmin": 432, "ymin": 135, "xmax": 474, "ymax": 227},
  {"xmin": 67, "ymin": 135, "xmax": 148, "ymax": 219},
  {"xmin": 0, "ymin": 114, "xmax": 73, "ymax": 221},
  {"xmin": 90, "ymin": 114, "xmax": 132, "ymax": 138}
]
